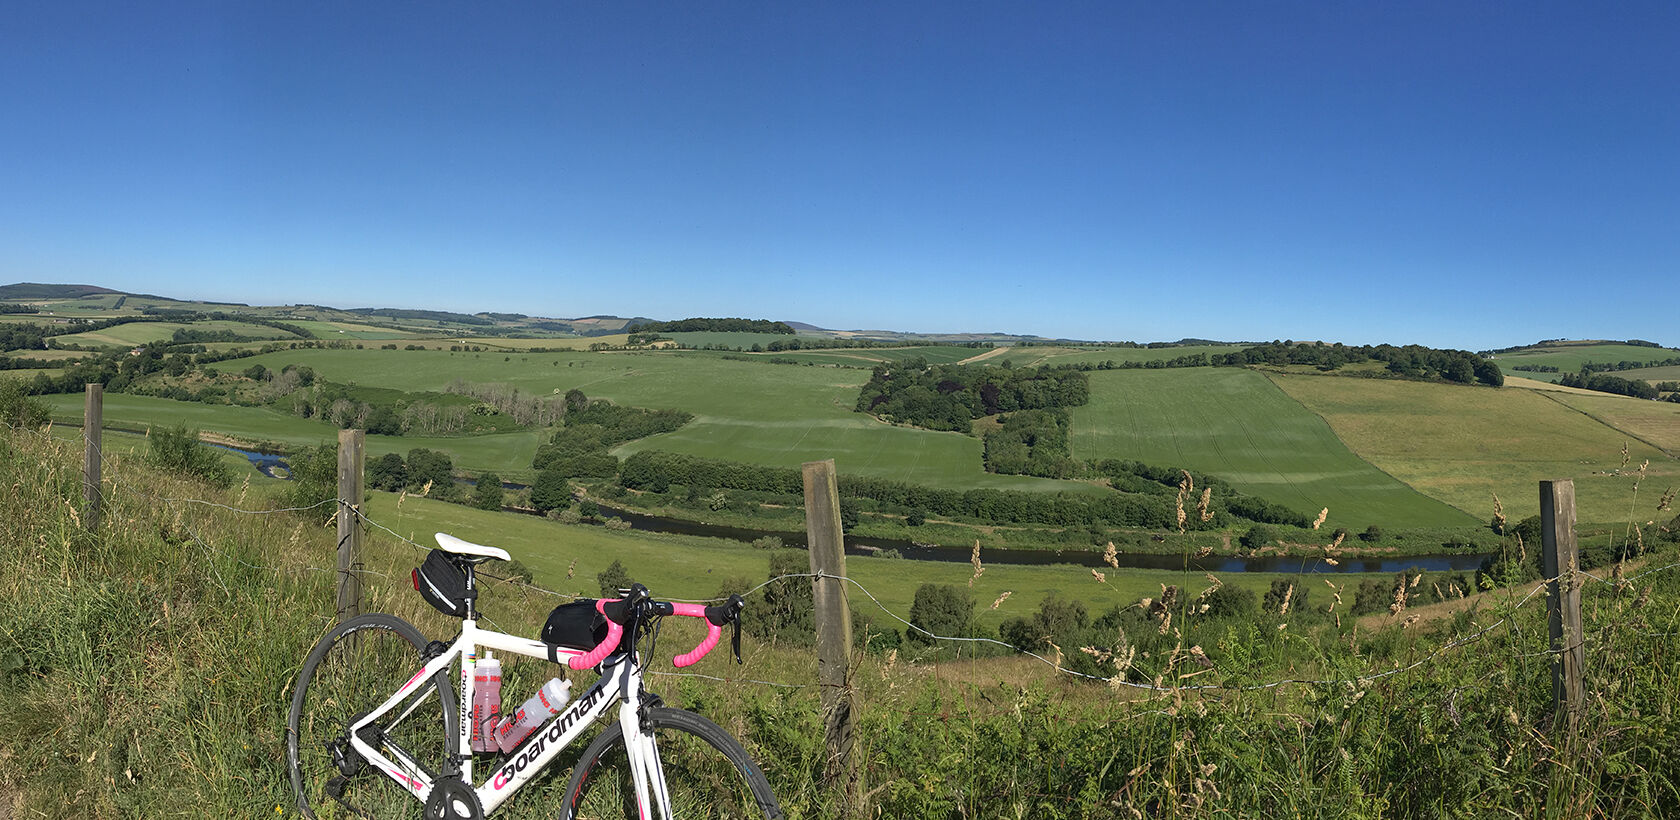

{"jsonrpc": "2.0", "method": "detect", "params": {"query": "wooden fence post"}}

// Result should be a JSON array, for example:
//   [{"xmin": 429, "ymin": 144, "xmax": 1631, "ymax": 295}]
[
  {"xmin": 82, "ymin": 383, "xmax": 102, "ymax": 530},
  {"xmin": 1541, "ymin": 479, "xmax": 1584, "ymax": 729},
  {"xmin": 336, "ymin": 429, "xmax": 365, "ymax": 625},
  {"xmin": 803, "ymin": 459, "xmax": 860, "ymax": 817},
  {"xmin": 1541, "ymin": 478, "xmax": 1587, "ymax": 815}
]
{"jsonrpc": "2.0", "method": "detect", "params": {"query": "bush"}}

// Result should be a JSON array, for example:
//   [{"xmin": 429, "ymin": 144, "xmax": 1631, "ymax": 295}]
[
  {"xmin": 0, "ymin": 378, "xmax": 49, "ymax": 429},
  {"xmin": 145, "ymin": 424, "xmax": 233, "ymax": 488},
  {"xmin": 1240, "ymin": 524, "xmax": 1274, "ymax": 551}
]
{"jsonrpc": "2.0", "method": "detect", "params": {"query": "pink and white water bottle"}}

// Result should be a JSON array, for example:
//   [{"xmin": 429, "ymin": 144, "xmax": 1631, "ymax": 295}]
[
  {"xmin": 470, "ymin": 656, "xmax": 503, "ymax": 753},
  {"xmin": 494, "ymin": 678, "xmax": 571, "ymax": 752}
]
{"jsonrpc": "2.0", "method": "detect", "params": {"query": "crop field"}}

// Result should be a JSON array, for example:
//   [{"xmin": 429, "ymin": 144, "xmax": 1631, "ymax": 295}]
[
  {"xmin": 282, "ymin": 319, "xmax": 416, "ymax": 340},
  {"xmin": 1068, "ymin": 368, "xmax": 1471, "ymax": 529},
  {"xmin": 35, "ymin": 392, "xmax": 553, "ymax": 476},
  {"xmin": 51, "ymin": 320, "xmax": 299, "ymax": 348},
  {"xmin": 1489, "ymin": 342, "xmax": 1680, "ymax": 382},
  {"xmin": 1270, "ymin": 373, "xmax": 1680, "ymax": 526},
  {"xmin": 997, "ymin": 344, "xmax": 1246, "ymax": 369},
  {"xmin": 714, "ymin": 345, "xmax": 990, "ymax": 367},
  {"xmin": 1624, "ymin": 364, "xmax": 1680, "ymax": 383},
  {"xmin": 1540, "ymin": 391, "xmax": 1680, "ymax": 454},
  {"xmin": 38, "ymin": 392, "xmax": 341, "ymax": 446},
  {"xmin": 360, "ymin": 492, "xmax": 1298, "ymax": 635}
]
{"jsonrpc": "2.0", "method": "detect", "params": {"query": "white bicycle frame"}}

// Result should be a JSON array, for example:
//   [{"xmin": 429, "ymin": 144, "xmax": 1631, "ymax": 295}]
[{"xmin": 347, "ymin": 615, "xmax": 670, "ymax": 816}]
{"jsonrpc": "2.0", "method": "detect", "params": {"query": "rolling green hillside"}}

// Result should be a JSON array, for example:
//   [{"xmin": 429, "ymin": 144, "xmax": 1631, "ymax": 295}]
[
  {"xmin": 1490, "ymin": 341, "xmax": 1680, "ymax": 383},
  {"xmin": 1272, "ymin": 373, "xmax": 1680, "ymax": 526},
  {"xmin": 1068, "ymin": 368, "xmax": 1473, "ymax": 529}
]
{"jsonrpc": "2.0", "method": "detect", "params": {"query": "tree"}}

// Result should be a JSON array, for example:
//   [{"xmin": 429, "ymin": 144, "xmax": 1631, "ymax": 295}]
[
  {"xmin": 529, "ymin": 469, "xmax": 572, "ymax": 513},
  {"xmin": 597, "ymin": 560, "xmax": 635, "ymax": 597},
  {"xmin": 1359, "ymin": 525, "xmax": 1383, "ymax": 543},
  {"xmin": 405, "ymin": 448, "xmax": 454, "ymax": 492},
  {"xmin": 367, "ymin": 453, "xmax": 407, "ymax": 491},
  {"xmin": 907, "ymin": 584, "xmax": 973, "ymax": 645},
  {"xmin": 751, "ymin": 550, "xmax": 814, "ymax": 644},
  {"xmin": 473, "ymin": 472, "xmax": 504, "ymax": 511}
]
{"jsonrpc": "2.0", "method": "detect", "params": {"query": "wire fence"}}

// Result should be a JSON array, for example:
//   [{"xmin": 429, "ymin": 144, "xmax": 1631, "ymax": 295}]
[{"xmin": 10, "ymin": 416, "xmax": 1680, "ymax": 700}]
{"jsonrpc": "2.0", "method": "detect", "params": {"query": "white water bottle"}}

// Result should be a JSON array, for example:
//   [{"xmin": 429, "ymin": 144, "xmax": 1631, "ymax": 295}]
[
  {"xmin": 494, "ymin": 678, "xmax": 571, "ymax": 752},
  {"xmin": 470, "ymin": 656, "xmax": 503, "ymax": 753}
]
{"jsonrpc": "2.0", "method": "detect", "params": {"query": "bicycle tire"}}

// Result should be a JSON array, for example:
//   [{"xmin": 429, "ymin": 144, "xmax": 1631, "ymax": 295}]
[
  {"xmin": 561, "ymin": 706, "xmax": 782, "ymax": 820},
  {"xmin": 288, "ymin": 613, "xmax": 458, "ymax": 819}
]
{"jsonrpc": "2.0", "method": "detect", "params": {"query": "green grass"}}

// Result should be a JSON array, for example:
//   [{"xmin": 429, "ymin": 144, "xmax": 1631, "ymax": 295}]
[
  {"xmin": 207, "ymin": 348, "xmax": 1100, "ymax": 493},
  {"xmin": 36, "ymin": 392, "xmax": 553, "ymax": 476},
  {"xmin": 1069, "ymin": 368, "xmax": 1473, "ymax": 529},
  {"xmin": 51, "ymin": 320, "xmax": 299, "ymax": 348},
  {"xmin": 1623, "ymin": 363, "xmax": 1680, "ymax": 383},
  {"xmin": 1271, "ymin": 373, "xmax": 1680, "ymax": 526},
  {"xmin": 39, "ymin": 392, "xmax": 341, "ymax": 446},
  {"xmin": 282, "ymin": 319, "xmax": 418, "ymax": 340},
  {"xmin": 999, "ymin": 344, "xmax": 1248, "ymax": 368},
  {"xmin": 741, "ymin": 345, "xmax": 989, "ymax": 367},
  {"xmin": 1490, "ymin": 342, "xmax": 1680, "ymax": 382},
  {"xmin": 6, "ymin": 422, "xmax": 1680, "ymax": 818}
]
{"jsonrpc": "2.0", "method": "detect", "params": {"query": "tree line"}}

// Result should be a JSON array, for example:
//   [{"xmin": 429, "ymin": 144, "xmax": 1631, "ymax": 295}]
[
  {"xmin": 1216, "ymin": 341, "xmax": 1504, "ymax": 386},
  {"xmin": 1557, "ymin": 370, "xmax": 1662, "ymax": 400},
  {"xmin": 625, "ymin": 317, "xmax": 795, "ymax": 335}
]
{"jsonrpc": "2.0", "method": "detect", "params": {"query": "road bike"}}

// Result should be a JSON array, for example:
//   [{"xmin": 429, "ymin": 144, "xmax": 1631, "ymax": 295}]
[{"xmin": 287, "ymin": 532, "xmax": 783, "ymax": 819}]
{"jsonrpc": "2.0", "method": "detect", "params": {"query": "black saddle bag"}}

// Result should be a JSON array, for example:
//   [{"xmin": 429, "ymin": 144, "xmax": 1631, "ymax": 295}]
[{"xmin": 412, "ymin": 549, "xmax": 469, "ymax": 617}]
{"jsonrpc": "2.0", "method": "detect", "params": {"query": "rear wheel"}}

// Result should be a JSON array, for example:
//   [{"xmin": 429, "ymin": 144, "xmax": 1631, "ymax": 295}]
[
  {"xmin": 562, "ymin": 707, "xmax": 781, "ymax": 819},
  {"xmin": 288, "ymin": 613, "xmax": 457, "ymax": 819}
]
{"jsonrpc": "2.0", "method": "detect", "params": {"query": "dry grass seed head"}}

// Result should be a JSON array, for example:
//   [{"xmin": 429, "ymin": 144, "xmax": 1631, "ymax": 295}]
[
  {"xmin": 968, "ymin": 540, "xmax": 984, "ymax": 587},
  {"xmin": 1198, "ymin": 488, "xmax": 1213, "ymax": 523},
  {"xmin": 1312, "ymin": 507, "xmax": 1328, "ymax": 531},
  {"xmin": 990, "ymin": 590, "xmax": 1013, "ymax": 610},
  {"xmin": 1103, "ymin": 541, "xmax": 1119, "ymax": 569}
]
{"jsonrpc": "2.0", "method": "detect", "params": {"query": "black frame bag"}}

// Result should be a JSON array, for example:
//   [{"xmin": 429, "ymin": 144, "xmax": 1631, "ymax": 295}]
[{"xmin": 542, "ymin": 600, "xmax": 609, "ymax": 651}]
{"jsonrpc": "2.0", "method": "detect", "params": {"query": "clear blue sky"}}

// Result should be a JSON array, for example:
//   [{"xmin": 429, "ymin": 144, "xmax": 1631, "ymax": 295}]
[{"xmin": 3, "ymin": 2, "xmax": 1675, "ymax": 349}]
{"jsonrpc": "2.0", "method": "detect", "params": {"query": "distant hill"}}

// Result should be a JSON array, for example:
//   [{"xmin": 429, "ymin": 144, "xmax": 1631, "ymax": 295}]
[{"xmin": 0, "ymin": 283, "xmax": 125, "ymax": 300}]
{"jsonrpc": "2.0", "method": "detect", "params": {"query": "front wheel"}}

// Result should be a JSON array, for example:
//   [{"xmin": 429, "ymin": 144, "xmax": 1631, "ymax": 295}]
[
  {"xmin": 288, "ymin": 613, "xmax": 458, "ymax": 819},
  {"xmin": 562, "ymin": 707, "xmax": 782, "ymax": 819}
]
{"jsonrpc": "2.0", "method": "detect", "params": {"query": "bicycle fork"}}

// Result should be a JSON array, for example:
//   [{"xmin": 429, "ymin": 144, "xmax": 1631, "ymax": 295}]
[{"xmin": 621, "ymin": 697, "xmax": 672, "ymax": 820}]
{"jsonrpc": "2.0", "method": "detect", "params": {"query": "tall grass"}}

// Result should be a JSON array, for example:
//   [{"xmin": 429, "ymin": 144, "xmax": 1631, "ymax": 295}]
[{"xmin": 2, "ymin": 424, "xmax": 1678, "ymax": 817}]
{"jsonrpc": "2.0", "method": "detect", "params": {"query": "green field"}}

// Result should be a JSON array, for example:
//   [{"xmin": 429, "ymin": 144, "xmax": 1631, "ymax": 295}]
[
  {"xmin": 998, "ymin": 344, "xmax": 1247, "ymax": 368},
  {"xmin": 52, "ymin": 320, "xmax": 299, "ymax": 348},
  {"xmin": 283, "ymin": 319, "xmax": 417, "ymax": 340},
  {"xmin": 40, "ymin": 392, "xmax": 342, "ymax": 446},
  {"xmin": 1272, "ymin": 373, "xmax": 1680, "ymax": 526},
  {"xmin": 749, "ymin": 345, "xmax": 990, "ymax": 367},
  {"xmin": 1490, "ymin": 342, "xmax": 1680, "ymax": 383},
  {"xmin": 1068, "ymin": 368, "xmax": 1472, "ymax": 529},
  {"xmin": 206, "ymin": 347, "xmax": 1094, "ymax": 493},
  {"xmin": 36, "ymin": 392, "xmax": 552, "ymax": 477}
]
